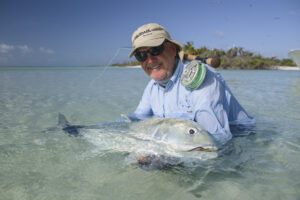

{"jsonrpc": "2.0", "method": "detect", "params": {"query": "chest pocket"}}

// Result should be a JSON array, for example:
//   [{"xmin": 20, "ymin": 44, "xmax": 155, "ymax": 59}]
[{"xmin": 176, "ymin": 96, "xmax": 195, "ymax": 120}]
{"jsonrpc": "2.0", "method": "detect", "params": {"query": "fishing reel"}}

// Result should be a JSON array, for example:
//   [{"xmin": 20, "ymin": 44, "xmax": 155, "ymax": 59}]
[{"xmin": 181, "ymin": 60, "xmax": 206, "ymax": 90}]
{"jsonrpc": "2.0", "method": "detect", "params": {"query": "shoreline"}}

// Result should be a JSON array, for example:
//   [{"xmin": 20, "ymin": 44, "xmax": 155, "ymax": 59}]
[
  {"xmin": 114, "ymin": 65, "xmax": 300, "ymax": 70},
  {"xmin": 123, "ymin": 65, "xmax": 141, "ymax": 68},
  {"xmin": 270, "ymin": 66, "xmax": 300, "ymax": 70},
  {"xmin": 1, "ymin": 65, "xmax": 298, "ymax": 70}
]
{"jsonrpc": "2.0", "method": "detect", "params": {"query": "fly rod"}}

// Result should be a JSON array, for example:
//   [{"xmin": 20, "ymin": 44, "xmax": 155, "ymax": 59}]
[{"xmin": 184, "ymin": 54, "xmax": 221, "ymax": 68}]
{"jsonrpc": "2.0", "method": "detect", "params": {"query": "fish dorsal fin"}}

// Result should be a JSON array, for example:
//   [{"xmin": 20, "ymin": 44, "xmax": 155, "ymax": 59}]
[{"xmin": 58, "ymin": 113, "xmax": 70, "ymax": 128}]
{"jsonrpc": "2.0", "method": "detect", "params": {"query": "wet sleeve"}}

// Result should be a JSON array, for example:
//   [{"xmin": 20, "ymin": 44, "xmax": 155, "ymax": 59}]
[
  {"xmin": 127, "ymin": 83, "xmax": 153, "ymax": 121},
  {"xmin": 195, "ymin": 103, "xmax": 232, "ymax": 145},
  {"xmin": 193, "ymin": 73, "xmax": 232, "ymax": 144}
]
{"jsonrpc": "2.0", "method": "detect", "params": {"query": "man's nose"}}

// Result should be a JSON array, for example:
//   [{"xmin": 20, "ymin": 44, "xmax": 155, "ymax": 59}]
[{"xmin": 146, "ymin": 53, "xmax": 156, "ymax": 63}]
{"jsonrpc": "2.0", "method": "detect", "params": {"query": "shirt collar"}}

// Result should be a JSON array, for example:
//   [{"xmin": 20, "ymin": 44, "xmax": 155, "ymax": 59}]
[{"xmin": 169, "ymin": 59, "xmax": 183, "ymax": 85}]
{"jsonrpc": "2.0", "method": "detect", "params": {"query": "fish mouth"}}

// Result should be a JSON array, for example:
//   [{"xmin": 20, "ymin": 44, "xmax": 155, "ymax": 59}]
[{"xmin": 187, "ymin": 146, "xmax": 216, "ymax": 152}]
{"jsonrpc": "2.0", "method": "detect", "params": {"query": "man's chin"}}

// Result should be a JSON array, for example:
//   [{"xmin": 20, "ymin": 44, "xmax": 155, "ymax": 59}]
[
  {"xmin": 152, "ymin": 75, "xmax": 167, "ymax": 82},
  {"xmin": 149, "ymin": 71, "xmax": 162, "ymax": 80}
]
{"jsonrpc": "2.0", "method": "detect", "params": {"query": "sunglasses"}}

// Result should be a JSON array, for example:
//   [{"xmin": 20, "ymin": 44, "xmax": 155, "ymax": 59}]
[{"xmin": 134, "ymin": 42, "xmax": 166, "ymax": 62}]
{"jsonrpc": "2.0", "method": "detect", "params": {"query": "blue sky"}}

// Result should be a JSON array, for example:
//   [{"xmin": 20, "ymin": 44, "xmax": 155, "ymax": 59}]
[{"xmin": 0, "ymin": 0, "xmax": 299, "ymax": 66}]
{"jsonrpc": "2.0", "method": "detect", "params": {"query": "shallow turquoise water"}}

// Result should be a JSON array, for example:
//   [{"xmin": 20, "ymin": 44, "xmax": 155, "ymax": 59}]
[{"xmin": 0, "ymin": 67, "xmax": 299, "ymax": 199}]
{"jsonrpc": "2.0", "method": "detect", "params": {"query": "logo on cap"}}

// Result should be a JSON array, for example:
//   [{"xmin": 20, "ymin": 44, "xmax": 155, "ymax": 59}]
[{"xmin": 133, "ymin": 29, "xmax": 151, "ymax": 41}]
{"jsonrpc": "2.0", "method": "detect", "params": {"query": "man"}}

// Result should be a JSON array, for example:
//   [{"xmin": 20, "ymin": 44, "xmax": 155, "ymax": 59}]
[{"xmin": 128, "ymin": 23, "xmax": 253, "ymax": 145}]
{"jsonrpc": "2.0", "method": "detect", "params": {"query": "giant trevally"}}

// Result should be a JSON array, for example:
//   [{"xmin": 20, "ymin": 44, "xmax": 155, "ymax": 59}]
[{"xmin": 58, "ymin": 113, "xmax": 219, "ymax": 166}]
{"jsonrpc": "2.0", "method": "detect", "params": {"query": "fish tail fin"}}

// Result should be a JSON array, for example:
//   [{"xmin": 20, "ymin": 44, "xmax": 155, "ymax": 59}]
[{"xmin": 58, "ymin": 113, "xmax": 70, "ymax": 128}]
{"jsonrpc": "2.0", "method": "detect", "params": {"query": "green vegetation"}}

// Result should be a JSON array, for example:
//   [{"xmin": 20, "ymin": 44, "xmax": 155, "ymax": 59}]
[
  {"xmin": 112, "ymin": 41, "xmax": 296, "ymax": 69},
  {"xmin": 183, "ymin": 41, "xmax": 296, "ymax": 69},
  {"xmin": 111, "ymin": 60, "xmax": 140, "ymax": 67}
]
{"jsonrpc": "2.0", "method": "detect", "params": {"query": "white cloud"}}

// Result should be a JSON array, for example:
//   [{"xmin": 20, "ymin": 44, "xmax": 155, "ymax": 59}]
[
  {"xmin": 0, "ymin": 43, "xmax": 15, "ymax": 53},
  {"xmin": 289, "ymin": 9, "xmax": 300, "ymax": 16},
  {"xmin": 215, "ymin": 31, "xmax": 224, "ymax": 38},
  {"xmin": 18, "ymin": 45, "xmax": 31, "ymax": 54},
  {"xmin": 40, "ymin": 47, "xmax": 55, "ymax": 54}
]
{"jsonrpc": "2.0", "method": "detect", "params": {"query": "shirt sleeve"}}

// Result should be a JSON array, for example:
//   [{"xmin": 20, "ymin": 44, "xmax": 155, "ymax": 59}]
[
  {"xmin": 193, "ymin": 68, "xmax": 232, "ymax": 145},
  {"xmin": 127, "ymin": 81, "xmax": 154, "ymax": 121}
]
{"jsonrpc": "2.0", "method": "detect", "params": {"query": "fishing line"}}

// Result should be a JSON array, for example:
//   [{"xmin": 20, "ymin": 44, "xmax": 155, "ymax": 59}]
[{"xmin": 88, "ymin": 47, "xmax": 132, "ymax": 88}]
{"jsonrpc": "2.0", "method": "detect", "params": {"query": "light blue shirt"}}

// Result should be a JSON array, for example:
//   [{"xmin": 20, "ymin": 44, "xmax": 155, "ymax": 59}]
[{"xmin": 129, "ymin": 61, "xmax": 253, "ymax": 144}]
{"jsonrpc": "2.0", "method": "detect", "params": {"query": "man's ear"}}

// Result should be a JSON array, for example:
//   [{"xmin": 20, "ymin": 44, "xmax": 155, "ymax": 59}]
[{"xmin": 167, "ymin": 42, "xmax": 178, "ymax": 58}]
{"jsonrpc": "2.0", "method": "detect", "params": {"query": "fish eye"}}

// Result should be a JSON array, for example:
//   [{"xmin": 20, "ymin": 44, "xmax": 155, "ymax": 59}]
[{"xmin": 189, "ymin": 128, "xmax": 196, "ymax": 135}]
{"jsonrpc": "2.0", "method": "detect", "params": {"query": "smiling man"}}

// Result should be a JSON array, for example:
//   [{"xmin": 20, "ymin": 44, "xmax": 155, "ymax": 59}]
[
  {"xmin": 136, "ymin": 41, "xmax": 175, "ymax": 81},
  {"xmin": 128, "ymin": 23, "xmax": 253, "ymax": 144}
]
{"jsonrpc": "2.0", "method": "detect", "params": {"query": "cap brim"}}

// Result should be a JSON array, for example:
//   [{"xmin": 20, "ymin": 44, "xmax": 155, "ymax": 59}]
[
  {"xmin": 129, "ymin": 38, "xmax": 184, "ymax": 61},
  {"xmin": 129, "ymin": 37, "xmax": 165, "ymax": 57}
]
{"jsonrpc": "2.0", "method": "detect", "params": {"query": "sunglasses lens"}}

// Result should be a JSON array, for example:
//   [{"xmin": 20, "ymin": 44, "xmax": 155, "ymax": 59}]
[
  {"xmin": 134, "ymin": 51, "xmax": 147, "ymax": 62},
  {"xmin": 134, "ymin": 42, "xmax": 165, "ymax": 62},
  {"xmin": 149, "ymin": 45, "xmax": 164, "ymax": 56}
]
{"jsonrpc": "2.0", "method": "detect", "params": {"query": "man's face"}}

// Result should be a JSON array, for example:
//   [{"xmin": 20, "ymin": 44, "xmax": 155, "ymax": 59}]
[{"xmin": 137, "ymin": 42, "xmax": 177, "ymax": 81}]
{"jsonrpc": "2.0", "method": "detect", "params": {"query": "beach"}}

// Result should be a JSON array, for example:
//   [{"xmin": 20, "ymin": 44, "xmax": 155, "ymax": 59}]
[{"xmin": 272, "ymin": 66, "xmax": 300, "ymax": 70}]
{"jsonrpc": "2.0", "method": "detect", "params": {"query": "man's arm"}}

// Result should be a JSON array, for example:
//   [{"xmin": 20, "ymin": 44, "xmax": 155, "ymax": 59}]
[
  {"xmin": 194, "ymin": 103, "xmax": 232, "ymax": 145},
  {"xmin": 127, "ymin": 82, "xmax": 154, "ymax": 121},
  {"xmin": 192, "ymin": 68, "xmax": 232, "ymax": 145}
]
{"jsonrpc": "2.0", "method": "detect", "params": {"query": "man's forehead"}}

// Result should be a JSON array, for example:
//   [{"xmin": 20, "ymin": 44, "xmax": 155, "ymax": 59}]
[{"xmin": 137, "ymin": 46, "xmax": 152, "ymax": 52}]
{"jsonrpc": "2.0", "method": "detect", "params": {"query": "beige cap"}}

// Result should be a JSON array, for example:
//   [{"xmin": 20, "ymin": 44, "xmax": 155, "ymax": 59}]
[{"xmin": 129, "ymin": 23, "xmax": 184, "ymax": 61}]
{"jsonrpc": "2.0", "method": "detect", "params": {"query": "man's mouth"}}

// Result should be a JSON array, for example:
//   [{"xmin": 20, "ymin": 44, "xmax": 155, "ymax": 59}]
[{"xmin": 148, "ymin": 64, "xmax": 161, "ymax": 70}]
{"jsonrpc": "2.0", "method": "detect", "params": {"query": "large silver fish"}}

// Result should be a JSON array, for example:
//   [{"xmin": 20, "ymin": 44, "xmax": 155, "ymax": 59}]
[
  {"xmin": 128, "ymin": 117, "xmax": 218, "ymax": 152},
  {"xmin": 59, "ymin": 114, "xmax": 218, "ymax": 162}
]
